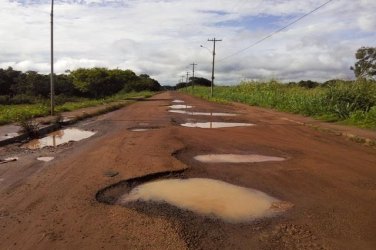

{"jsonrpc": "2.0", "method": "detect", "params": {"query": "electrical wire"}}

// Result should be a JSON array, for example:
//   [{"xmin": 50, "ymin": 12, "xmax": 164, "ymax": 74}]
[{"xmin": 217, "ymin": 0, "xmax": 335, "ymax": 62}]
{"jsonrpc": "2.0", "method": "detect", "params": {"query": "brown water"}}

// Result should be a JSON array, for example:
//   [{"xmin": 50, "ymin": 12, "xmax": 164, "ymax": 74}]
[
  {"xmin": 181, "ymin": 122, "xmax": 254, "ymax": 128},
  {"xmin": 118, "ymin": 178, "xmax": 291, "ymax": 222},
  {"xmin": 194, "ymin": 154, "xmax": 286, "ymax": 163},
  {"xmin": 37, "ymin": 156, "xmax": 55, "ymax": 162},
  {"xmin": 22, "ymin": 128, "xmax": 96, "ymax": 149},
  {"xmin": 169, "ymin": 110, "xmax": 237, "ymax": 116},
  {"xmin": 169, "ymin": 105, "xmax": 193, "ymax": 109}
]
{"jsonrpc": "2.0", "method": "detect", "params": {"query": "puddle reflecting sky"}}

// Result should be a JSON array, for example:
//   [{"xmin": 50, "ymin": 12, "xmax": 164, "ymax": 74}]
[
  {"xmin": 194, "ymin": 154, "xmax": 286, "ymax": 163},
  {"xmin": 172, "ymin": 100, "xmax": 185, "ymax": 103},
  {"xmin": 23, "ymin": 128, "xmax": 96, "ymax": 149},
  {"xmin": 181, "ymin": 122, "xmax": 254, "ymax": 128},
  {"xmin": 169, "ymin": 105, "xmax": 193, "ymax": 109},
  {"xmin": 37, "ymin": 156, "xmax": 55, "ymax": 162},
  {"xmin": 130, "ymin": 128, "xmax": 150, "ymax": 132},
  {"xmin": 169, "ymin": 110, "xmax": 237, "ymax": 116},
  {"xmin": 119, "ymin": 178, "xmax": 290, "ymax": 222}
]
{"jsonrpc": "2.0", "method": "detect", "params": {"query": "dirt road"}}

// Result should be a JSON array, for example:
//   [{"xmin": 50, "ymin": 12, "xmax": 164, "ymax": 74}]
[{"xmin": 1, "ymin": 92, "xmax": 376, "ymax": 250}]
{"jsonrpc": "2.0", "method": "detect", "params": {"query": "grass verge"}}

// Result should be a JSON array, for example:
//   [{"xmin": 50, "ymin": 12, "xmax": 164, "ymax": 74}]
[
  {"xmin": 0, "ymin": 91, "xmax": 154, "ymax": 125},
  {"xmin": 183, "ymin": 80, "xmax": 376, "ymax": 129}
]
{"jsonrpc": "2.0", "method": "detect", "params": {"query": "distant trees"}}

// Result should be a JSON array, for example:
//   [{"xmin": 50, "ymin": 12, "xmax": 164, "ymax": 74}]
[
  {"xmin": 175, "ymin": 77, "xmax": 211, "ymax": 89},
  {"xmin": 351, "ymin": 47, "xmax": 376, "ymax": 80},
  {"xmin": 0, "ymin": 67, "xmax": 161, "ymax": 104}
]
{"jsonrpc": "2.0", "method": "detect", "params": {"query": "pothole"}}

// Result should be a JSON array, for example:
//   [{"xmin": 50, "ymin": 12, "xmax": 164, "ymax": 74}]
[
  {"xmin": 118, "ymin": 178, "xmax": 292, "ymax": 223},
  {"xmin": 172, "ymin": 100, "xmax": 185, "ymax": 103},
  {"xmin": 169, "ymin": 105, "xmax": 193, "ymax": 109},
  {"xmin": 194, "ymin": 154, "xmax": 286, "ymax": 163},
  {"xmin": 169, "ymin": 110, "xmax": 237, "ymax": 116},
  {"xmin": 128, "ymin": 126, "xmax": 159, "ymax": 132},
  {"xmin": 0, "ymin": 157, "xmax": 19, "ymax": 164},
  {"xmin": 37, "ymin": 156, "xmax": 55, "ymax": 162},
  {"xmin": 22, "ymin": 128, "xmax": 96, "ymax": 149},
  {"xmin": 180, "ymin": 122, "xmax": 254, "ymax": 128}
]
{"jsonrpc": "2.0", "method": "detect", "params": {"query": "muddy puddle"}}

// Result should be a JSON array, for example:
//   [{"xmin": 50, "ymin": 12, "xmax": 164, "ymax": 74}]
[
  {"xmin": 22, "ymin": 128, "xmax": 96, "ymax": 149},
  {"xmin": 169, "ymin": 105, "xmax": 193, "ymax": 109},
  {"xmin": 169, "ymin": 110, "xmax": 236, "ymax": 117},
  {"xmin": 118, "ymin": 178, "xmax": 292, "ymax": 223},
  {"xmin": 172, "ymin": 100, "xmax": 185, "ymax": 103},
  {"xmin": 37, "ymin": 156, "xmax": 55, "ymax": 162},
  {"xmin": 194, "ymin": 154, "xmax": 286, "ymax": 163},
  {"xmin": 0, "ymin": 157, "xmax": 19, "ymax": 164},
  {"xmin": 181, "ymin": 122, "xmax": 254, "ymax": 128}
]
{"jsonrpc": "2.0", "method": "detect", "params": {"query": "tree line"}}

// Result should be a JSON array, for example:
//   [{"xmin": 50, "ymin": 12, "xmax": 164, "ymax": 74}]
[{"xmin": 0, "ymin": 67, "xmax": 161, "ymax": 104}]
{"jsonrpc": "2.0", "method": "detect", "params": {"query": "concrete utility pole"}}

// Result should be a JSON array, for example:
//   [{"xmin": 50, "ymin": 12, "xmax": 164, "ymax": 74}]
[
  {"xmin": 190, "ymin": 63, "xmax": 197, "ymax": 90},
  {"xmin": 50, "ymin": 0, "xmax": 55, "ymax": 115},
  {"xmin": 208, "ymin": 38, "xmax": 222, "ymax": 97}
]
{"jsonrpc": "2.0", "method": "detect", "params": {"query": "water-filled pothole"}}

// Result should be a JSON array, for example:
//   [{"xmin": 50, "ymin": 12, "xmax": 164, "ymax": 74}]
[
  {"xmin": 22, "ymin": 128, "xmax": 96, "ymax": 149},
  {"xmin": 128, "ymin": 126, "xmax": 159, "ymax": 132},
  {"xmin": 169, "ymin": 110, "xmax": 237, "ymax": 116},
  {"xmin": 37, "ymin": 156, "xmax": 55, "ymax": 162},
  {"xmin": 118, "ymin": 178, "xmax": 292, "ymax": 223},
  {"xmin": 169, "ymin": 105, "xmax": 193, "ymax": 109},
  {"xmin": 181, "ymin": 122, "xmax": 254, "ymax": 128},
  {"xmin": 194, "ymin": 154, "xmax": 286, "ymax": 163},
  {"xmin": 172, "ymin": 100, "xmax": 185, "ymax": 103},
  {"xmin": 0, "ymin": 157, "xmax": 18, "ymax": 164}
]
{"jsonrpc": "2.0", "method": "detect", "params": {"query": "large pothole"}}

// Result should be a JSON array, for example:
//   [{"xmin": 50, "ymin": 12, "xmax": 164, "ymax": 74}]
[
  {"xmin": 22, "ymin": 128, "xmax": 96, "ymax": 149},
  {"xmin": 96, "ymin": 173, "xmax": 292, "ymax": 223}
]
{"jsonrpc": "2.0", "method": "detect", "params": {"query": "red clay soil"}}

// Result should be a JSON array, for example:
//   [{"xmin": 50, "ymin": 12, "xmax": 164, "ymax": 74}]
[{"xmin": 0, "ymin": 92, "xmax": 376, "ymax": 250}]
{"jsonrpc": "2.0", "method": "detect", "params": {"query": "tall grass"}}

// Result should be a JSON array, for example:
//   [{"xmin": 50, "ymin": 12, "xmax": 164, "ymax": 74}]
[
  {"xmin": 0, "ymin": 91, "xmax": 154, "ymax": 125},
  {"xmin": 185, "ymin": 80, "xmax": 376, "ymax": 129}
]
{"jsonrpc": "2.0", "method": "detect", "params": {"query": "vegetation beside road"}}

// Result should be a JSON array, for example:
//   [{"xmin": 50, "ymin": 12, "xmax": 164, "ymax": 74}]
[
  {"xmin": 0, "ymin": 91, "xmax": 153, "ymax": 125},
  {"xmin": 184, "ymin": 79, "xmax": 376, "ymax": 129},
  {"xmin": 0, "ymin": 66, "xmax": 159, "ymax": 125}
]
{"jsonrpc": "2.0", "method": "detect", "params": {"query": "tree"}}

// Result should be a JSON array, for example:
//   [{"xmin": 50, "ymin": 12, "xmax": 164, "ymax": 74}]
[{"xmin": 351, "ymin": 47, "xmax": 376, "ymax": 80}]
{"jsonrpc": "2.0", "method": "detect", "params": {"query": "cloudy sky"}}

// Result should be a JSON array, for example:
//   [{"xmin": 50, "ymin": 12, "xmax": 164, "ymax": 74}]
[{"xmin": 0, "ymin": 0, "xmax": 375, "ymax": 85}]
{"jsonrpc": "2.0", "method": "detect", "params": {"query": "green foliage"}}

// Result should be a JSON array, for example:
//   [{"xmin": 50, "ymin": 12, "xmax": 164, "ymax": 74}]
[
  {"xmin": 0, "ymin": 91, "xmax": 153, "ymax": 125},
  {"xmin": 185, "ymin": 79, "xmax": 376, "ymax": 129},
  {"xmin": 351, "ymin": 47, "xmax": 376, "ymax": 80},
  {"xmin": 15, "ymin": 113, "xmax": 40, "ymax": 138}
]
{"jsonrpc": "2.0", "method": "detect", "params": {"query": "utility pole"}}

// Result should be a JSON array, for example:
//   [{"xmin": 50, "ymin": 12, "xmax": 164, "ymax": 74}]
[
  {"xmin": 50, "ymin": 0, "xmax": 55, "ymax": 115},
  {"xmin": 190, "ymin": 62, "xmax": 197, "ymax": 90},
  {"xmin": 181, "ymin": 75, "xmax": 185, "ymax": 83},
  {"xmin": 208, "ymin": 38, "xmax": 222, "ymax": 97},
  {"xmin": 186, "ymin": 72, "xmax": 190, "ymax": 88}
]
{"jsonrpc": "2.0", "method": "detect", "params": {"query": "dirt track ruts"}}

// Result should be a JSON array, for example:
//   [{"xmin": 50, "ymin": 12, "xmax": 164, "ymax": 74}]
[{"xmin": 1, "ymin": 91, "xmax": 376, "ymax": 250}]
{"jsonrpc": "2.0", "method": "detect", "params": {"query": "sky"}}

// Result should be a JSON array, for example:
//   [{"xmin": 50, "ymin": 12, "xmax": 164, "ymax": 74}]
[{"xmin": 0, "ymin": 0, "xmax": 375, "ymax": 85}]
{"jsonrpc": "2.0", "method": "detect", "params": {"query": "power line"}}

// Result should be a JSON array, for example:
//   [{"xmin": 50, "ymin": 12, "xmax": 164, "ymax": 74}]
[{"xmin": 218, "ymin": 0, "xmax": 334, "ymax": 62}]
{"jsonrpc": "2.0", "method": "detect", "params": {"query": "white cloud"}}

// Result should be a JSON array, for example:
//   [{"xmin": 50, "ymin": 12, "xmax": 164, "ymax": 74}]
[{"xmin": 0, "ymin": 0, "xmax": 375, "ymax": 85}]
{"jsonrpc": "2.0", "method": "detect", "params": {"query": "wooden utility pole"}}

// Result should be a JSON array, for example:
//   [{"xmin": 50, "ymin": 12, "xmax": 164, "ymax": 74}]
[
  {"xmin": 208, "ymin": 38, "xmax": 222, "ymax": 97},
  {"xmin": 50, "ymin": 0, "xmax": 55, "ymax": 115},
  {"xmin": 190, "ymin": 63, "xmax": 197, "ymax": 90}
]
